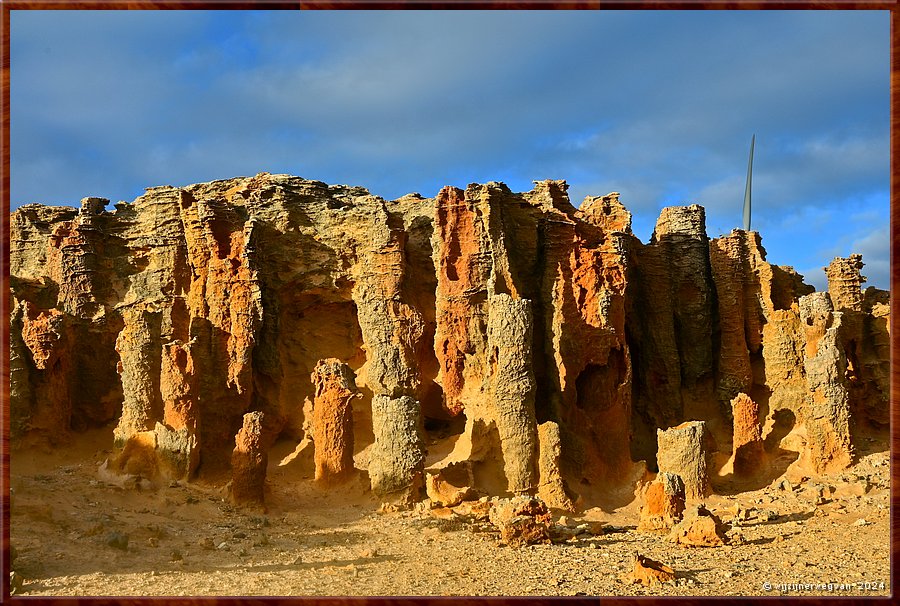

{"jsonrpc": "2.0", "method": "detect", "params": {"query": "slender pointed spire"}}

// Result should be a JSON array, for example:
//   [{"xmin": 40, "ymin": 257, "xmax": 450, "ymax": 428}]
[{"xmin": 742, "ymin": 134, "xmax": 755, "ymax": 231}]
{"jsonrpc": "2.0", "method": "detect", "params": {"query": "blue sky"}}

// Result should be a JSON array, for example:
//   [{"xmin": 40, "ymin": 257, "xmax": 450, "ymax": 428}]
[{"xmin": 10, "ymin": 10, "xmax": 890, "ymax": 290}]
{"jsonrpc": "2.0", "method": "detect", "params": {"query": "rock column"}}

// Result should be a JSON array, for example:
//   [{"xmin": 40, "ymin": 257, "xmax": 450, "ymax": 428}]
[
  {"xmin": 536, "ymin": 421, "xmax": 575, "ymax": 511},
  {"xmin": 231, "ymin": 411, "xmax": 267, "ymax": 507},
  {"xmin": 156, "ymin": 340, "xmax": 200, "ymax": 479},
  {"xmin": 487, "ymin": 293, "xmax": 538, "ymax": 495},
  {"xmin": 708, "ymin": 232, "xmax": 754, "ymax": 401},
  {"xmin": 311, "ymin": 358, "xmax": 359, "ymax": 484},
  {"xmin": 638, "ymin": 472, "xmax": 686, "ymax": 532},
  {"xmin": 650, "ymin": 205, "xmax": 715, "ymax": 387},
  {"xmin": 731, "ymin": 392, "xmax": 763, "ymax": 476},
  {"xmin": 799, "ymin": 293, "xmax": 853, "ymax": 473},
  {"xmin": 656, "ymin": 421, "xmax": 710, "ymax": 501},
  {"xmin": 353, "ymin": 203, "xmax": 426, "ymax": 500},
  {"xmin": 826, "ymin": 254, "xmax": 865, "ymax": 312}
]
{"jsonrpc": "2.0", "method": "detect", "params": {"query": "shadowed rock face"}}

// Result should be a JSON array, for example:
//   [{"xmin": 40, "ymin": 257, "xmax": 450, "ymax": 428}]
[{"xmin": 8, "ymin": 173, "xmax": 889, "ymax": 505}]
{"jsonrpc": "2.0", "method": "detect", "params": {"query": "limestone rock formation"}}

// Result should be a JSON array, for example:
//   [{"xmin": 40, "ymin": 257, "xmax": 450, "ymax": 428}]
[
  {"xmin": 8, "ymin": 173, "xmax": 889, "ymax": 510},
  {"xmin": 311, "ymin": 358, "xmax": 360, "ymax": 484},
  {"xmin": 489, "ymin": 496, "xmax": 552, "ymax": 547},
  {"xmin": 656, "ymin": 422, "xmax": 710, "ymax": 502},
  {"xmin": 799, "ymin": 293, "xmax": 854, "ymax": 473},
  {"xmin": 670, "ymin": 504, "xmax": 728, "ymax": 547},
  {"xmin": 231, "ymin": 411, "xmax": 268, "ymax": 507},
  {"xmin": 622, "ymin": 553, "xmax": 676, "ymax": 586},
  {"xmin": 730, "ymin": 392, "xmax": 764, "ymax": 476},
  {"xmin": 826, "ymin": 254, "xmax": 865, "ymax": 312},
  {"xmin": 638, "ymin": 472, "xmax": 686, "ymax": 532},
  {"xmin": 425, "ymin": 461, "xmax": 475, "ymax": 507},
  {"xmin": 536, "ymin": 421, "xmax": 576, "ymax": 511}
]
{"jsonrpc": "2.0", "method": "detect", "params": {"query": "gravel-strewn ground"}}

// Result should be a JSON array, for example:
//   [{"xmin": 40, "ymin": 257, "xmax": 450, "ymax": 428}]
[{"xmin": 9, "ymin": 429, "xmax": 891, "ymax": 597}]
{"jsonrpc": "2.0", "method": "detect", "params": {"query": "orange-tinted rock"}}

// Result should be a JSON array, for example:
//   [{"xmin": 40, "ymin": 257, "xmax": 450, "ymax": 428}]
[
  {"xmin": 9, "ymin": 201, "xmax": 123, "ymax": 444},
  {"xmin": 711, "ymin": 231, "xmax": 812, "ymax": 450},
  {"xmin": 14, "ymin": 302, "xmax": 72, "ymax": 443},
  {"xmin": 20, "ymin": 304, "xmax": 66, "ymax": 371},
  {"xmin": 155, "ymin": 340, "xmax": 200, "ymax": 479},
  {"xmin": 433, "ymin": 186, "xmax": 492, "ymax": 416},
  {"xmin": 489, "ymin": 496, "xmax": 552, "ymax": 547},
  {"xmin": 670, "ymin": 504, "xmax": 728, "ymax": 547},
  {"xmin": 177, "ymin": 188, "xmax": 264, "ymax": 464},
  {"xmin": 731, "ymin": 392, "xmax": 764, "ymax": 476},
  {"xmin": 231, "ymin": 411, "xmax": 268, "ymax": 507},
  {"xmin": 109, "ymin": 315, "xmax": 200, "ymax": 482},
  {"xmin": 311, "ymin": 359, "xmax": 360, "ymax": 485},
  {"xmin": 544, "ymin": 182, "xmax": 634, "ymax": 491},
  {"xmin": 425, "ymin": 461, "xmax": 475, "ymax": 507},
  {"xmin": 638, "ymin": 472, "xmax": 686, "ymax": 532},
  {"xmin": 431, "ymin": 182, "xmax": 545, "ymax": 496},
  {"xmin": 622, "ymin": 553, "xmax": 676, "ymax": 586},
  {"xmin": 576, "ymin": 192, "xmax": 632, "ymax": 233}
]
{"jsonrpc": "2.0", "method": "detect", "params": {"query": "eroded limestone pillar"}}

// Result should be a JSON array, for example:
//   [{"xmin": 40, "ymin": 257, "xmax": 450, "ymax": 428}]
[
  {"xmin": 656, "ymin": 421, "xmax": 710, "ymax": 501},
  {"xmin": 231, "ymin": 411, "xmax": 267, "ymax": 507},
  {"xmin": 487, "ymin": 294, "xmax": 538, "ymax": 495},
  {"xmin": 731, "ymin": 392, "xmax": 763, "ymax": 476},
  {"xmin": 638, "ymin": 472, "xmax": 686, "ymax": 532},
  {"xmin": 311, "ymin": 358, "xmax": 359, "ymax": 484}
]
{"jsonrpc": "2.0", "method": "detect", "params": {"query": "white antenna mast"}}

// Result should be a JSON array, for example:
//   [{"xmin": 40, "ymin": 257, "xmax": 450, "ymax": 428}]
[{"xmin": 742, "ymin": 134, "xmax": 755, "ymax": 231}]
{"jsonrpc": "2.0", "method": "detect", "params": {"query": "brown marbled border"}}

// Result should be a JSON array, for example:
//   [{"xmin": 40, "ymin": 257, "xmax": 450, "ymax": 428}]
[{"xmin": 0, "ymin": 2, "xmax": 896, "ymax": 605}]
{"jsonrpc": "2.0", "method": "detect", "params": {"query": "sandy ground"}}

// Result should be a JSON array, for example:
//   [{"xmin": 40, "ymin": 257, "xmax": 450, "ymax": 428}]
[{"xmin": 8, "ymin": 426, "xmax": 891, "ymax": 597}]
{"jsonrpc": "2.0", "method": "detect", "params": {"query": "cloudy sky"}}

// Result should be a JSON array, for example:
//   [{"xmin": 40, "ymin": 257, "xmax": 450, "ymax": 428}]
[{"xmin": 10, "ymin": 10, "xmax": 889, "ymax": 290}]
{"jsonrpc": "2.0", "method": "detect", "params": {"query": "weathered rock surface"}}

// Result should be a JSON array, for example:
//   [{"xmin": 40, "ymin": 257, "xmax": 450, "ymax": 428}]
[
  {"xmin": 622, "ymin": 553, "xmax": 676, "ymax": 586},
  {"xmin": 231, "ymin": 411, "xmax": 268, "ymax": 507},
  {"xmin": 536, "ymin": 421, "xmax": 576, "ymax": 511},
  {"xmin": 8, "ymin": 173, "xmax": 889, "ymax": 508},
  {"xmin": 425, "ymin": 461, "xmax": 475, "ymax": 507},
  {"xmin": 638, "ymin": 472, "xmax": 686, "ymax": 532},
  {"xmin": 489, "ymin": 496, "xmax": 552, "ymax": 547},
  {"xmin": 799, "ymin": 293, "xmax": 854, "ymax": 473},
  {"xmin": 670, "ymin": 504, "xmax": 728, "ymax": 547},
  {"xmin": 731, "ymin": 392, "xmax": 764, "ymax": 476},
  {"xmin": 311, "ymin": 359, "xmax": 359, "ymax": 484},
  {"xmin": 656, "ymin": 422, "xmax": 710, "ymax": 502}
]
